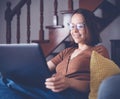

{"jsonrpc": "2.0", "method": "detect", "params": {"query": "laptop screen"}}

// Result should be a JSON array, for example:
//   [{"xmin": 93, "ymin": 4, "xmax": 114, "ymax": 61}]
[{"xmin": 0, "ymin": 43, "xmax": 51, "ymax": 87}]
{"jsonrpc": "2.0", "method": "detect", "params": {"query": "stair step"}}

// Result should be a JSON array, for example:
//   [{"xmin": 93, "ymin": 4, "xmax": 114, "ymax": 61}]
[
  {"xmin": 46, "ymin": 25, "xmax": 64, "ymax": 29},
  {"xmin": 32, "ymin": 40, "xmax": 50, "ymax": 43}
]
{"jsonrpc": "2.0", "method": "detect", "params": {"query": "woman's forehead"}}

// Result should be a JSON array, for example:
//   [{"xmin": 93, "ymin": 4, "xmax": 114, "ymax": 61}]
[{"xmin": 71, "ymin": 14, "xmax": 85, "ymax": 23}]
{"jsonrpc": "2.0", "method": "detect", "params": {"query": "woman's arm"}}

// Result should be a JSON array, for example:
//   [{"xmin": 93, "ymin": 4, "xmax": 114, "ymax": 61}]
[
  {"xmin": 94, "ymin": 45, "xmax": 109, "ymax": 58},
  {"xmin": 45, "ymin": 73, "xmax": 89, "ymax": 93},
  {"xmin": 47, "ymin": 60, "xmax": 56, "ymax": 71},
  {"xmin": 68, "ymin": 78, "xmax": 90, "ymax": 92}
]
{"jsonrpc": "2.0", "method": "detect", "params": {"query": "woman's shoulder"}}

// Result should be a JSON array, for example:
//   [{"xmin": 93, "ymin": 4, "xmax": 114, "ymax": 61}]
[
  {"xmin": 93, "ymin": 44, "xmax": 109, "ymax": 58},
  {"xmin": 54, "ymin": 47, "xmax": 75, "ymax": 59},
  {"xmin": 93, "ymin": 44, "xmax": 107, "ymax": 50},
  {"xmin": 62, "ymin": 47, "xmax": 76, "ymax": 53}
]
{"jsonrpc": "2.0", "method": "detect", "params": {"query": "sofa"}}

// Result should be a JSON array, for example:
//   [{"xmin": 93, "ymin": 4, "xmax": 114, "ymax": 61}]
[{"xmin": 98, "ymin": 74, "xmax": 120, "ymax": 99}]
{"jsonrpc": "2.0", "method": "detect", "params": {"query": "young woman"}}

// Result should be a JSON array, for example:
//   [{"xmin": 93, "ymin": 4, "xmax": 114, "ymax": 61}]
[
  {"xmin": 45, "ymin": 8, "xmax": 109, "ymax": 98},
  {"xmin": 0, "ymin": 8, "xmax": 109, "ymax": 99}
]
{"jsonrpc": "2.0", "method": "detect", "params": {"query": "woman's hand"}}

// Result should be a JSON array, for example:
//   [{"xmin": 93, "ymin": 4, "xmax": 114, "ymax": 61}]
[{"xmin": 45, "ymin": 74, "xmax": 70, "ymax": 92}]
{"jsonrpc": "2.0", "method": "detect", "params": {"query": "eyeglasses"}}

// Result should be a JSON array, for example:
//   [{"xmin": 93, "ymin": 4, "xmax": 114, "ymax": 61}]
[{"xmin": 68, "ymin": 23, "xmax": 85, "ymax": 31}]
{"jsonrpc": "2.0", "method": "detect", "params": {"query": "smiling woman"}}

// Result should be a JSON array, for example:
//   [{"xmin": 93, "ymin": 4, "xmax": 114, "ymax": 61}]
[{"xmin": 46, "ymin": 8, "xmax": 109, "ymax": 98}]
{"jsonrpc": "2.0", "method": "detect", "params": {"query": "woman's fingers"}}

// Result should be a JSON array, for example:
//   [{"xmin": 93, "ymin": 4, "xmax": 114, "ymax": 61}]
[{"xmin": 45, "ymin": 74, "xmax": 70, "ymax": 92}]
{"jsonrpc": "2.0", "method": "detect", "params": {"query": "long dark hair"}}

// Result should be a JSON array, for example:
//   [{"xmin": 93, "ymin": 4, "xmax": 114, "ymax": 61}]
[{"xmin": 70, "ymin": 8, "xmax": 101, "ymax": 47}]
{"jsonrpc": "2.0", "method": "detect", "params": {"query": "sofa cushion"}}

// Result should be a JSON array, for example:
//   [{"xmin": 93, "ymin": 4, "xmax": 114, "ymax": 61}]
[{"xmin": 89, "ymin": 51, "xmax": 120, "ymax": 99}]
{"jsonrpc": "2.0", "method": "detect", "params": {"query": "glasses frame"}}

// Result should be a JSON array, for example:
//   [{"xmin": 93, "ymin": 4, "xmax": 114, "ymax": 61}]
[{"xmin": 68, "ymin": 23, "xmax": 85, "ymax": 31}]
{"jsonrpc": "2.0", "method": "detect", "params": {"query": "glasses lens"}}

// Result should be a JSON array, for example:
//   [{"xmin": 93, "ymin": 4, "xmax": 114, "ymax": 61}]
[
  {"xmin": 77, "ymin": 23, "xmax": 85, "ymax": 30},
  {"xmin": 68, "ymin": 23, "xmax": 85, "ymax": 30},
  {"xmin": 69, "ymin": 23, "xmax": 74, "ymax": 30}
]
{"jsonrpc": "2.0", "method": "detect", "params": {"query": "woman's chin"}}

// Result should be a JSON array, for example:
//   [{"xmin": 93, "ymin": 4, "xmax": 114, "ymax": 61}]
[
  {"xmin": 74, "ymin": 39, "xmax": 84, "ymax": 44},
  {"xmin": 74, "ymin": 40, "xmax": 80, "ymax": 44}
]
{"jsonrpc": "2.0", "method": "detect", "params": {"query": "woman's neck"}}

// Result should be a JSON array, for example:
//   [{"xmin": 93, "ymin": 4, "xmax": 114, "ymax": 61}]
[{"xmin": 78, "ymin": 44, "xmax": 91, "ymax": 51}]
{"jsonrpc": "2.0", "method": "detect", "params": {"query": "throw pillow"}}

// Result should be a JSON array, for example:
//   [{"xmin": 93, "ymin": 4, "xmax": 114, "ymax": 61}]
[{"xmin": 89, "ymin": 51, "xmax": 120, "ymax": 99}]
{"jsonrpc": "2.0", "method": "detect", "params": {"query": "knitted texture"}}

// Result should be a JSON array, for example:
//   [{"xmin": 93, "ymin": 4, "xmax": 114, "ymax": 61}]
[{"xmin": 89, "ymin": 51, "xmax": 120, "ymax": 99}]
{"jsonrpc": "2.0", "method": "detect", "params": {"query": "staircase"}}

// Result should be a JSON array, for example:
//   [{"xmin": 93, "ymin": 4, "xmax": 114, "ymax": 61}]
[{"xmin": 4, "ymin": 0, "xmax": 120, "ymax": 59}]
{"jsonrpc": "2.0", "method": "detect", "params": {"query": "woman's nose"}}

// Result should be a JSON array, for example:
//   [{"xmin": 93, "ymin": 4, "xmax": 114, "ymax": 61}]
[{"xmin": 73, "ymin": 28, "xmax": 79, "ymax": 32}]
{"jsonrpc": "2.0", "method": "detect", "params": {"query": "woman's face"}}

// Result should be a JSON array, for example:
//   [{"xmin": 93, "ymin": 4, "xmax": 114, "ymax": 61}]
[{"xmin": 70, "ymin": 13, "xmax": 89, "ymax": 44}]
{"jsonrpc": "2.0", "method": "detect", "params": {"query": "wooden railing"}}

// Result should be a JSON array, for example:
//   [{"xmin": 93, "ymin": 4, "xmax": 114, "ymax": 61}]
[
  {"xmin": 5, "ymin": 0, "xmax": 104, "ymax": 43},
  {"xmin": 5, "ymin": 0, "xmax": 31, "ymax": 43}
]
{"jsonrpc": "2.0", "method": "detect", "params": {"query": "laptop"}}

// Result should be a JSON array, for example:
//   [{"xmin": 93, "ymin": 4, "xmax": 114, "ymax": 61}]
[{"xmin": 0, "ymin": 43, "xmax": 52, "ymax": 88}]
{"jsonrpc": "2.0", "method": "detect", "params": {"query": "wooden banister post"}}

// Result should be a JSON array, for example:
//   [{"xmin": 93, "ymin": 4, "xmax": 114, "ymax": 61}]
[
  {"xmin": 79, "ymin": 0, "xmax": 80, "ymax": 8},
  {"xmin": 5, "ymin": 1, "xmax": 12, "ymax": 44},
  {"xmin": 26, "ymin": 0, "xmax": 31, "ymax": 43},
  {"xmin": 53, "ymin": 0, "xmax": 58, "ymax": 25},
  {"xmin": 16, "ymin": 10, "xmax": 21, "ymax": 43},
  {"xmin": 39, "ymin": 0, "xmax": 44, "ymax": 41},
  {"xmin": 68, "ymin": 0, "xmax": 73, "ymax": 10}
]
